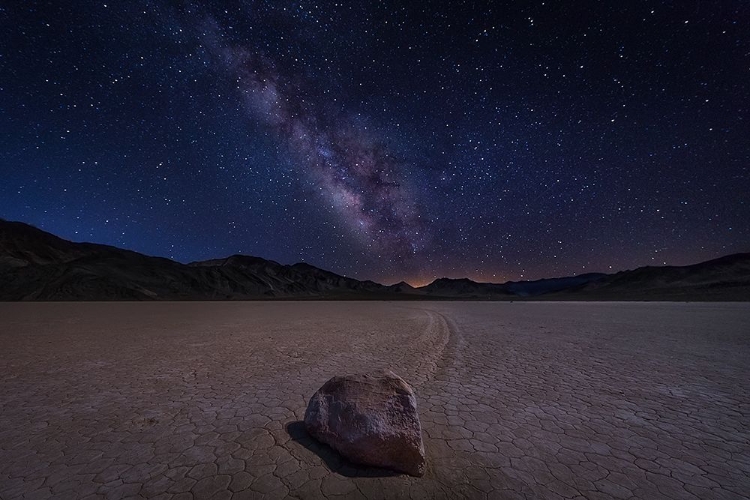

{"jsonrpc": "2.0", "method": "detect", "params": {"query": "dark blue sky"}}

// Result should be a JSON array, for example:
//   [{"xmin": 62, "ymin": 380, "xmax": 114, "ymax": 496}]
[{"xmin": 1, "ymin": 1, "xmax": 748, "ymax": 285}]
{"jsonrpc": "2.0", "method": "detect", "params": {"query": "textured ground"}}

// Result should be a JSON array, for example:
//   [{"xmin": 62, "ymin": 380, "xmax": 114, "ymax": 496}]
[{"xmin": 1, "ymin": 301, "xmax": 749, "ymax": 500}]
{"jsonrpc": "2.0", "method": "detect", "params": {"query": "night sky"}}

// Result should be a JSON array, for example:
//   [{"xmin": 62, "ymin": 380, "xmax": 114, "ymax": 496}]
[{"xmin": 1, "ymin": 1, "xmax": 748, "ymax": 285}]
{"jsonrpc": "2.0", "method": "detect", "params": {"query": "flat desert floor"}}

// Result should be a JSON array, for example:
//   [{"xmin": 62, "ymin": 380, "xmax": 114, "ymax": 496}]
[{"xmin": 1, "ymin": 302, "xmax": 749, "ymax": 500}]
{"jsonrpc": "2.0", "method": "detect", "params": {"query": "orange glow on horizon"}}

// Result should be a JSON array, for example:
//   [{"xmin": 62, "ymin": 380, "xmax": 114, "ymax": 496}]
[{"xmin": 392, "ymin": 273, "xmax": 510, "ymax": 288}]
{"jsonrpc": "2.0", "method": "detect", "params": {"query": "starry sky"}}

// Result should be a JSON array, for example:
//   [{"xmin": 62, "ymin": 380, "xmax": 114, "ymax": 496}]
[{"xmin": 1, "ymin": 1, "xmax": 748, "ymax": 285}]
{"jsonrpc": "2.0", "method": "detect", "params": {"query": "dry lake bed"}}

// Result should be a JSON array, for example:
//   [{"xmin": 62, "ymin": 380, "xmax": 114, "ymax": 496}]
[{"xmin": 1, "ymin": 301, "xmax": 749, "ymax": 500}]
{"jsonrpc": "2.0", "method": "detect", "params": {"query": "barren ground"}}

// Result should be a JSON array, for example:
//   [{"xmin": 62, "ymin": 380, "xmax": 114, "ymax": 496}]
[{"xmin": 1, "ymin": 301, "xmax": 749, "ymax": 500}]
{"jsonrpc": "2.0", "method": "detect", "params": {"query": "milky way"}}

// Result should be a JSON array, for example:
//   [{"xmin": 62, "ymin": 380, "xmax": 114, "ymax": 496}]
[
  {"xmin": 2, "ymin": 1, "xmax": 748, "ymax": 283},
  {"xmin": 212, "ymin": 29, "xmax": 427, "ymax": 262}
]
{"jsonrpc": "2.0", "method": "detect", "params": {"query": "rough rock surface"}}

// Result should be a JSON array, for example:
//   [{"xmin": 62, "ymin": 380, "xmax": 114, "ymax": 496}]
[{"xmin": 304, "ymin": 371, "xmax": 426, "ymax": 477}]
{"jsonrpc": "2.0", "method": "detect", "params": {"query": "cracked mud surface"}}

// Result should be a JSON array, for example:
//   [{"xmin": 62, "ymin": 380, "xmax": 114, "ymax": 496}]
[{"xmin": 1, "ymin": 301, "xmax": 749, "ymax": 499}]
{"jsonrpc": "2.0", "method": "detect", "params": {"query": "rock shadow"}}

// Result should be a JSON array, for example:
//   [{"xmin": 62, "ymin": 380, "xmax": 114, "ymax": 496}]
[{"xmin": 285, "ymin": 420, "xmax": 400, "ymax": 478}]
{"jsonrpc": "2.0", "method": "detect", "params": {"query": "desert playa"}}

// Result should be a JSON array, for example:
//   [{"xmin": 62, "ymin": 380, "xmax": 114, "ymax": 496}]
[{"xmin": 1, "ymin": 301, "xmax": 749, "ymax": 499}]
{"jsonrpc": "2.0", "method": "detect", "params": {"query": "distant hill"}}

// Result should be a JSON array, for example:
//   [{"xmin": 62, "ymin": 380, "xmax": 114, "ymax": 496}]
[
  {"xmin": 550, "ymin": 253, "xmax": 750, "ymax": 301},
  {"xmin": 1, "ymin": 219, "xmax": 748, "ymax": 300},
  {"xmin": 0, "ymin": 219, "xmax": 390, "ymax": 300},
  {"xmin": 386, "ymin": 281, "xmax": 419, "ymax": 294},
  {"xmin": 503, "ymin": 273, "xmax": 608, "ymax": 297},
  {"xmin": 418, "ymin": 278, "xmax": 514, "ymax": 298}
]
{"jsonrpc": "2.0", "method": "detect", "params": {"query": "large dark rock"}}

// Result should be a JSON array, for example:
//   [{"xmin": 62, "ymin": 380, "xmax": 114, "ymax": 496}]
[{"xmin": 304, "ymin": 370, "xmax": 426, "ymax": 477}]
